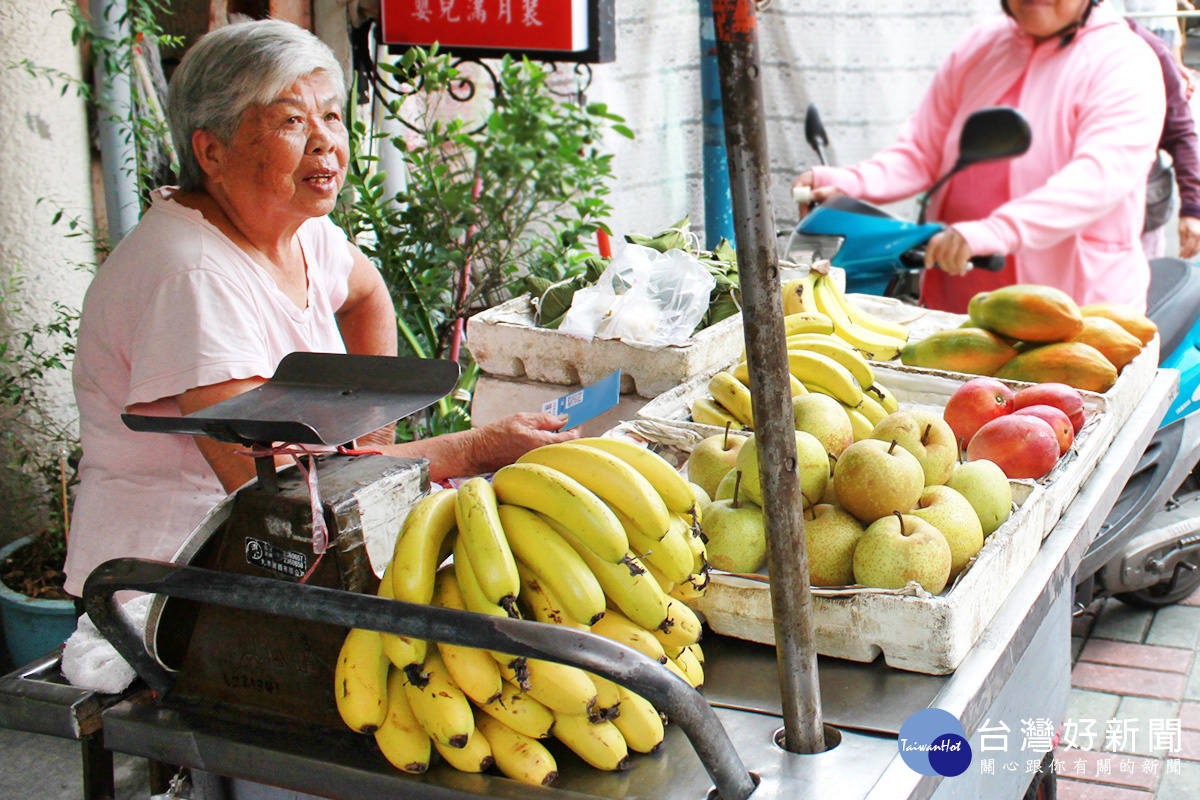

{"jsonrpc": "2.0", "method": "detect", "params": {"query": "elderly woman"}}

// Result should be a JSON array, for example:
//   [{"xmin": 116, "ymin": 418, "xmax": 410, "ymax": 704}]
[{"xmin": 64, "ymin": 20, "xmax": 575, "ymax": 597}]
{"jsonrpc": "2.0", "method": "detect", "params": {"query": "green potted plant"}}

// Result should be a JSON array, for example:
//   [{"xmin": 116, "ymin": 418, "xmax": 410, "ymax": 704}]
[{"xmin": 0, "ymin": 273, "xmax": 80, "ymax": 667}]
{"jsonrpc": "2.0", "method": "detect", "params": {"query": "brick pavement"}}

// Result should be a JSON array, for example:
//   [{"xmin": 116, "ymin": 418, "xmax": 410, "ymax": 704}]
[{"xmin": 1050, "ymin": 588, "xmax": 1200, "ymax": 799}]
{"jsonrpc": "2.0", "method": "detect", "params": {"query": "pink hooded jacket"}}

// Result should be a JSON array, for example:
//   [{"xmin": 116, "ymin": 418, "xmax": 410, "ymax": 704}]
[{"xmin": 811, "ymin": 3, "xmax": 1165, "ymax": 312}]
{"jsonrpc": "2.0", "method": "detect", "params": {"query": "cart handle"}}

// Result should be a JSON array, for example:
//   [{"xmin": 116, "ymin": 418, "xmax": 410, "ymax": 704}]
[{"xmin": 83, "ymin": 558, "xmax": 757, "ymax": 800}]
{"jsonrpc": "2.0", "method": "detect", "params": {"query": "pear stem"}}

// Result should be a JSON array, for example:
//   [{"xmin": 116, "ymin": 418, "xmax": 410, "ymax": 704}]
[
  {"xmin": 888, "ymin": 439, "xmax": 900, "ymax": 455},
  {"xmin": 732, "ymin": 471, "xmax": 743, "ymax": 509},
  {"xmin": 723, "ymin": 422, "xmax": 732, "ymax": 450},
  {"xmin": 894, "ymin": 510, "xmax": 905, "ymax": 536},
  {"xmin": 921, "ymin": 423, "xmax": 932, "ymax": 446}
]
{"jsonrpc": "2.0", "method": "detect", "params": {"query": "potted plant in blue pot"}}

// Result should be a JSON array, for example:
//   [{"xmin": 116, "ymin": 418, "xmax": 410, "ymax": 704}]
[{"xmin": 0, "ymin": 278, "xmax": 79, "ymax": 668}]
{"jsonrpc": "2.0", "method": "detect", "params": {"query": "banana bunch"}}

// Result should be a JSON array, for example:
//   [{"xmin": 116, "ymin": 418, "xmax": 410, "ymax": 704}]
[
  {"xmin": 332, "ymin": 438, "xmax": 708, "ymax": 785},
  {"xmin": 781, "ymin": 270, "xmax": 908, "ymax": 360}
]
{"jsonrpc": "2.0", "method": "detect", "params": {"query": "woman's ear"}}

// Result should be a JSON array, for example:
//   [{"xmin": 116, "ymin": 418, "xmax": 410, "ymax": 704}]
[{"xmin": 191, "ymin": 129, "xmax": 225, "ymax": 182}]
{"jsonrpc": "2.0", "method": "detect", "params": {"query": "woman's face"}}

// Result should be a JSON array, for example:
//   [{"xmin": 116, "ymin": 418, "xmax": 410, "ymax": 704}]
[
  {"xmin": 200, "ymin": 72, "xmax": 348, "ymax": 230},
  {"xmin": 1007, "ymin": 0, "xmax": 1090, "ymax": 40}
]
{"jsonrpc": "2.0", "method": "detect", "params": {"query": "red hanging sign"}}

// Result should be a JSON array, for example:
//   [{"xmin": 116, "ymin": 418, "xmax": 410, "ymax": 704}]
[{"xmin": 379, "ymin": 0, "xmax": 613, "ymax": 62}]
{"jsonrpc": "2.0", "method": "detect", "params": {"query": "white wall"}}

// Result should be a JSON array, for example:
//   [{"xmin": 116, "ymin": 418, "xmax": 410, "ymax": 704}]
[
  {"xmin": 0, "ymin": 0, "xmax": 95, "ymax": 538},
  {"xmin": 585, "ymin": 0, "xmax": 1000, "ymax": 242}
]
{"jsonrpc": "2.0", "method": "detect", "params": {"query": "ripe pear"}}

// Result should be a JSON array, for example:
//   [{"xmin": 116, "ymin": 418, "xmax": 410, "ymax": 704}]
[
  {"xmin": 714, "ymin": 468, "xmax": 739, "ymax": 501},
  {"xmin": 735, "ymin": 432, "xmax": 830, "ymax": 509},
  {"xmin": 870, "ymin": 409, "xmax": 958, "ymax": 486},
  {"xmin": 701, "ymin": 472, "xmax": 768, "ymax": 574},
  {"xmin": 804, "ymin": 503, "xmax": 865, "ymax": 587},
  {"xmin": 834, "ymin": 439, "xmax": 924, "ymax": 524},
  {"xmin": 852, "ymin": 512, "xmax": 952, "ymax": 594},
  {"xmin": 687, "ymin": 429, "xmax": 747, "ymax": 499},
  {"xmin": 945, "ymin": 459, "xmax": 1013, "ymax": 536},
  {"xmin": 911, "ymin": 485, "xmax": 984, "ymax": 580},
  {"xmin": 792, "ymin": 393, "xmax": 854, "ymax": 458}
]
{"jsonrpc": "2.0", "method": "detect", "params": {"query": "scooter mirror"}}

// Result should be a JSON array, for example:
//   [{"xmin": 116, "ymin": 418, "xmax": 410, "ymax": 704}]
[
  {"xmin": 957, "ymin": 107, "xmax": 1032, "ymax": 168},
  {"xmin": 805, "ymin": 104, "xmax": 830, "ymax": 167},
  {"xmin": 917, "ymin": 107, "xmax": 1031, "ymax": 224}
]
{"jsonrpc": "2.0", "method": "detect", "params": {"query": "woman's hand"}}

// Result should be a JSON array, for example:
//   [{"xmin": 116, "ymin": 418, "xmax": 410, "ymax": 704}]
[
  {"xmin": 925, "ymin": 227, "xmax": 973, "ymax": 276},
  {"xmin": 792, "ymin": 170, "xmax": 843, "ymax": 217},
  {"xmin": 1180, "ymin": 216, "xmax": 1200, "ymax": 260},
  {"xmin": 466, "ymin": 413, "xmax": 579, "ymax": 474}
]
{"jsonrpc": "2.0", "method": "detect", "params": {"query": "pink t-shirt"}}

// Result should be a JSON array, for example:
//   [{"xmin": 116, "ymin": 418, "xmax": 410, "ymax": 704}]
[{"xmin": 65, "ymin": 188, "xmax": 355, "ymax": 595}]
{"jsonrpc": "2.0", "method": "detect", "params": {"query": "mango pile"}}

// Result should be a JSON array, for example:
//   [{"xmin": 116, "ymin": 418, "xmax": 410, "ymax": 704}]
[{"xmin": 900, "ymin": 285, "xmax": 1156, "ymax": 393}]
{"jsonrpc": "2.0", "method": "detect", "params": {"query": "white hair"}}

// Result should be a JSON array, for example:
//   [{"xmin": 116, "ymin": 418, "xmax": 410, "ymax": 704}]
[{"xmin": 167, "ymin": 19, "xmax": 347, "ymax": 190}]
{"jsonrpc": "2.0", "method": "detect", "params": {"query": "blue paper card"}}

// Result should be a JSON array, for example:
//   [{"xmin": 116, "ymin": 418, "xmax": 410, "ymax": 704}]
[{"xmin": 542, "ymin": 369, "xmax": 622, "ymax": 430}]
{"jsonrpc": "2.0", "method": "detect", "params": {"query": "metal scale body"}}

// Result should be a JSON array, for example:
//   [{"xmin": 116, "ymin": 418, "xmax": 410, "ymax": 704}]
[{"xmin": 121, "ymin": 352, "xmax": 459, "ymax": 730}]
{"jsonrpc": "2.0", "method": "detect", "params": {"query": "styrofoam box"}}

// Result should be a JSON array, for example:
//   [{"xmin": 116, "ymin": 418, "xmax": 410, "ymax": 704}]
[
  {"xmin": 601, "ymin": 422, "xmax": 1050, "ymax": 675},
  {"xmin": 465, "ymin": 295, "xmax": 747, "ymax": 399},
  {"xmin": 694, "ymin": 481, "xmax": 1048, "ymax": 675}
]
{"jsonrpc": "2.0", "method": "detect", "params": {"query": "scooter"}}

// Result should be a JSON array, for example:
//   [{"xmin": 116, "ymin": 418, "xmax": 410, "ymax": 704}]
[{"xmin": 786, "ymin": 104, "xmax": 1200, "ymax": 608}]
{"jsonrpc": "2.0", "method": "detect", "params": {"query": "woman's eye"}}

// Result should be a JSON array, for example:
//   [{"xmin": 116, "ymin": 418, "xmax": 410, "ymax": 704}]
[{"xmin": 324, "ymin": 112, "xmax": 341, "ymax": 123}]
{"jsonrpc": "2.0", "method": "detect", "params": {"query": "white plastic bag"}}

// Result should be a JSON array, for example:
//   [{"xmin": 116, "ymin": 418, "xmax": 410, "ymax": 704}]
[{"xmin": 558, "ymin": 241, "xmax": 717, "ymax": 348}]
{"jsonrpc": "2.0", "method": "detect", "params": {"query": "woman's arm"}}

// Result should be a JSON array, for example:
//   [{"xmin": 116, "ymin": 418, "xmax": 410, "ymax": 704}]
[
  {"xmin": 337, "ymin": 243, "xmax": 398, "ymax": 358},
  {"xmin": 175, "ymin": 376, "xmax": 271, "ymax": 493}
]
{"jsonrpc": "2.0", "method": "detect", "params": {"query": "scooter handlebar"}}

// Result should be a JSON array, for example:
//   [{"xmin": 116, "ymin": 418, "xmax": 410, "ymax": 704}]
[{"xmin": 971, "ymin": 254, "xmax": 1006, "ymax": 272}]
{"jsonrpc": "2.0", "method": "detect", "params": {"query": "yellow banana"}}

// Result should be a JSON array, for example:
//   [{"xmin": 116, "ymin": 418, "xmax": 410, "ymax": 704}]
[
  {"xmin": 612, "ymin": 686, "xmax": 665, "ymax": 754},
  {"xmin": 515, "ymin": 561, "xmax": 590, "ymax": 629},
  {"xmin": 498, "ymin": 504, "xmax": 607, "ymax": 624},
  {"xmin": 543, "ymin": 515, "xmax": 670, "ymax": 632},
  {"xmin": 574, "ymin": 437, "xmax": 697, "ymax": 515},
  {"xmin": 434, "ymin": 724, "xmax": 493, "ymax": 773},
  {"xmin": 786, "ymin": 337, "xmax": 875, "ymax": 390},
  {"xmin": 477, "ymin": 680, "xmax": 556, "ymax": 739},
  {"xmin": 838, "ymin": 289, "xmax": 910, "ymax": 341},
  {"xmin": 787, "ymin": 350, "xmax": 864, "ymax": 407},
  {"xmin": 334, "ymin": 627, "xmax": 390, "ymax": 733},
  {"xmin": 455, "ymin": 477, "xmax": 519, "ymax": 613},
  {"xmin": 589, "ymin": 674, "xmax": 623, "ymax": 722},
  {"xmin": 375, "ymin": 667, "xmax": 431, "ymax": 773},
  {"xmin": 866, "ymin": 382, "xmax": 900, "ymax": 414},
  {"xmin": 840, "ymin": 403, "xmax": 874, "ymax": 441},
  {"xmin": 404, "ymin": 648, "xmax": 474, "ymax": 748},
  {"xmin": 734, "ymin": 361, "xmax": 808, "ymax": 396},
  {"xmin": 390, "ymin": 488, "xmax": 458, "ymax": 603},
  {"xmin": 590, "ymin": 609, "xmax": 668, "ymax": 664},
  {"xmin": 662, "ymin": 654, "xmax": 692, "ymax": 687},
  {"xmin": 672, "ymin": 645, "xmax": 705, "ymax": 689},
  {"xmin": 783, "ymin": 310, "xmax": 835, "ymax": 336},
  {"xmin": 688, "ymin": 642, "xmax": 706, "ymax": 666},
  {"xmin": 474, "ymin": 707, "xmax": 558, "ymax": 786},
  {"xmin": 431, "ymin": 568, "xmax": 504, "ymax": 706},
  {"xmin": 687, "ymin": 530, "xmax": 708, "ymax": 575},
  {"xmin": 500, "ymin": 658, "xmax": 598, "ymax": 718},
  {"xmin": 492, "ymin": 463, "xmax": 628, "ymax": 562},
  {"xmin": 453, "ymin": 540, "xmax": 526, "ymax": 671},
  {"xmin": 857, "ymin": 393, "xmax": 888, "ymax": 425},
  {"xmin": 517, "ymin": 442, "xmax": 671, "ymax": 542},
  {"xmin": 377, "ymin": 561, "xmax": 426, "ymax": 676},
  {"xmin": 553, "ymin": 713, "xmax": 631, "ymax": 771},
  {"xmin": 653, "ymin": 597, "xmax": 704, "ymax": 648},
  {"xmin": 781, "ymin": 271, "xmax": 821, "ymax": 315},
  {"xmin": 670, "ymin": 576, "xmax": 707, "ymax": 602},
  {"xmin": 621, "ymin": 510, "xmax": 694, "ymax": 585},
  {"xmin": 692, "ymin": 397, "xmax": 745, "ymax": 430},
  {"xmin": 641, "ymin": 559, "xmax": 675, "ymax": 594},
  {"xmin": 812, "ymin": 273, "xmax": 905, "ymax": 360},
  {"xmin": 708, "ymin": 371, "xmax": 754, "ymax": 427}
]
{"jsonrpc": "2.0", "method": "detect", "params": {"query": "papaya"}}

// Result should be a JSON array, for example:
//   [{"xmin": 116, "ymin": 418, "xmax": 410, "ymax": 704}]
[
  {"xmin": 900, "ymin": 329, "xmax": 1018, "ymax": 376},
  {"xmin": 1067, "ymin": 316, "xmax": 1143, "ymax": 371},
  {"xmin": 994, "ymin": 342, "xmax": 1118, "ymax": 393},
  {"xmin": 1080, "ymin": 303, "xmax": 1157, "ymax": 346},
  {"xmin": 967, "ymin": 285, "xmax": 1084, "ymax": 342}
]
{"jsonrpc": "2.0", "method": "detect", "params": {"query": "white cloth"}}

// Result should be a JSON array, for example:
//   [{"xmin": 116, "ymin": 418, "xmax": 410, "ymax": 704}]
[
  {"xmin": 61, "ymin": 594, "xmax": 152, "ymax": 694},
  {"xmin": 65, "ymin": 188, "xmax": 355, "ymax": 596}
]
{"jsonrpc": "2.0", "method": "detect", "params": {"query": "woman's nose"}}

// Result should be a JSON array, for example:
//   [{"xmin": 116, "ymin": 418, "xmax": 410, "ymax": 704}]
[{"xmin": 308, "ymin": 120, "xmax": 336, "ymax": 153}]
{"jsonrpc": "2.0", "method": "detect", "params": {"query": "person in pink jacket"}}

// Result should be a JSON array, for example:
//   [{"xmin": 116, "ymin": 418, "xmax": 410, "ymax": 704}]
[{"xmin": 793, "ymin": 0, "xmax": 1165, "ymax": 313}]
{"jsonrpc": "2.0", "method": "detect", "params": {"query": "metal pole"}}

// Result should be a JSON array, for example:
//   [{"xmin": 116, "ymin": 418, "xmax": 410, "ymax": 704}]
[
  {"xmin": 711, "ymin": 0, "xmax": 826, "ymax": 755},
  {"xmin": 90, "ymin": 0, "xmax": 140, "ymax": 243},
  {"xmin": 699, "ymin": 0, "xmax": 735, "ymax": 248}
]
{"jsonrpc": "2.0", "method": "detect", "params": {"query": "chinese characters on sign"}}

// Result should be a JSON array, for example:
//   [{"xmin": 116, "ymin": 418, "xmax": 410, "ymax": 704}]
[
  {"xmin": 381, "ymin": 0, "xmax": 600, "ymax": 57},
  {"xmin": 975, "ymin": 716, "xmax": 1183, "ymax": 778}
]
